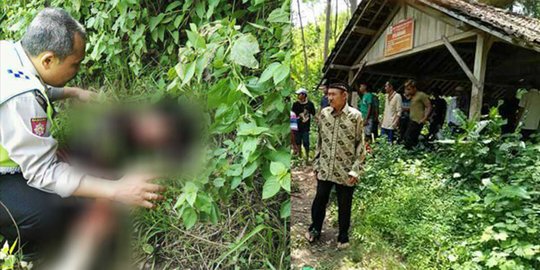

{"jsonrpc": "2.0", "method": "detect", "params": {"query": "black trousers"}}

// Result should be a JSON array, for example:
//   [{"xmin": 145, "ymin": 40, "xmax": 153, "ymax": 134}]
[
  {"xmin": 404, "ymin": 121, "xmax": 424, "ymax": 149},
  {"xmin": 309, "ymin": 179, "xmax": 355, "ymax": 243},
  {"xmin": 0, "ymin": 173, "xmax": 82, "ymax": 258}
]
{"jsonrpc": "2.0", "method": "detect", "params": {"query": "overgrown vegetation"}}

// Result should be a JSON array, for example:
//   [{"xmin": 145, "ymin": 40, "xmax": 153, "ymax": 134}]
[
  {"xmin": 1, "ymin": 0, "xmax": 292, "ymax": 268},
  {"xmin": 354, "ymin": 110, "xmax": 540, "ymax": 269}
]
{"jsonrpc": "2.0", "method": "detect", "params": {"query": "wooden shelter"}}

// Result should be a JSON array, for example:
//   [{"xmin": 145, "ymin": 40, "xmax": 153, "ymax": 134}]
[{"xmin": 320, "ymin": 0, "xmax": 540, "ymax": 118}]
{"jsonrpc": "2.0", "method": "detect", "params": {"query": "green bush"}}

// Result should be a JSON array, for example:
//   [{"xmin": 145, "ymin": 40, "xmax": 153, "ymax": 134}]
[{"xmin": 353, "ymin": 109, "xmax": 540, "ymax": 269}]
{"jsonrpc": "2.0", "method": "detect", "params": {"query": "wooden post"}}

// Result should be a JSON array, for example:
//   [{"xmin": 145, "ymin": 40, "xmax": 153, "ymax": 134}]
[
  {"xmin": 470, "ymin": 33, "xmax": 492, "ymax": 119},
  {"xmin": 348, "ymin": 70, "xmax": 356, "ymax": 106}
]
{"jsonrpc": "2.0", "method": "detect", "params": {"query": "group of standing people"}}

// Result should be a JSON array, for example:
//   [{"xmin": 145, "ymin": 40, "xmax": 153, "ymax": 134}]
[{"xmin": 351, "ymin": 79, "xmax": 440, "ymax": 149}]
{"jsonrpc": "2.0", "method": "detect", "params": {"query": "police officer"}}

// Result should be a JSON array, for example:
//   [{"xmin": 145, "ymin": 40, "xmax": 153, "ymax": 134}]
[{"xmin": 0, "ymin": 8, "xmax": 164, "ymax": 257}]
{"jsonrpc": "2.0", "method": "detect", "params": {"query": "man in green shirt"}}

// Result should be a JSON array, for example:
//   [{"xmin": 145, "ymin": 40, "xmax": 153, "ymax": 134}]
[
  {"xmin": 357, "ymin": 83, "xmax": 378, "ymax": 141},
  {"xmin": 403, "ymin": 79, "xmax": 432, "ymax": 149}
]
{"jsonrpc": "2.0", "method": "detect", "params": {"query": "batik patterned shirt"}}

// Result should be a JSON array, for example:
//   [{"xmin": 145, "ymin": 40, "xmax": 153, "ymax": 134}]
[{"xmin": 314, "ymin": 105, "xmax": 365, "ymax": 186}]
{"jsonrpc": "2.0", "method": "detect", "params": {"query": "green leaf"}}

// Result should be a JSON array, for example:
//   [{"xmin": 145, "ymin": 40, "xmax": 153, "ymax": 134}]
[
  {"xmin": 493, "ymin": 231, "xmax": 508, "ymax": 241},
  {"xmin": 280, "ymin": 200, "xmax": 290, "ymax": 218},
  {"xmin": 142, "ymin": 243, "xmax": 154, "ymax": 254},
  {"xmin": 182, "ymin": 62, "xmax": 196, "ymax": 84},
  {"xmin": 237, "ymin": 122, "xmax": 269, "ymax": 136},
  {"xmin": 273, "ymin": 63, "xmax": 290, "ymax": 84},
  {"xmin": 258, "ymin": 62, "xmax": 280, "ymax": 83},
  {"xmin": 242, "ymin": 137, "xmax": 259, "ymax": 160},
  {"xmin": 186, "ymin": 30, "xmax": 206, "ymax": 49},
  {"xmin": 149, "ymin": 13, "xmax": 165, "ymax": 31},
  {"xmin": 182, "ymin": 207, "xmax": 198, "ymax": 229},
  {"xmin": 213, "ymin": 177, "xmax": 225, "ymax": 187},
  {"xmin": 237, "ymin": 82, "xmax": 254, "ymax": 98},
  {"xmin": 166, "ymin": 1, "xmax": 183, "ymax": 12},
  {"xmin": 267, "ymin": 8, "xmax": 289, "ymax": 23},
  {"xmin": 280, "ymin": 173, "xmax": 291, "ymax": 192},
  {"xmin": 242, "ymin": 161, "xmax": 258, "ymax": 179},
  {"xmin": 231, "ymin": 176, "xmax": 242, "ymax": 189},
  {"xmin": 270, "ymin": 161, "xmax": 287, "ymax": 176},
  {"xmin": 229, "ymin": 34, "xmax": 260, "ymax": 68},
  {"xmin": 262, "ymin": 176, "xmax": 281, "ymax": 199},
  {"xmin": 500, "ymin": 186, "xmax": 530, "ymax": 199},
  {"xmin": 184, "ymin": 182, "xmax": 198, "ymax": 206}
]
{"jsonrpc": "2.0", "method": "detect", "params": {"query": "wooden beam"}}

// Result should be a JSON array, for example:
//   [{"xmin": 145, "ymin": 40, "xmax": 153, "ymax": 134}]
[
  {"xmin": 351, "ymin": 2, "xmax": 401, "ymax": 67},
  {"xmin": 364, "ymin": 70, "xmax": 415, "ymax": 78},
  {"xmin": 352, "ymin": 26, "xmax": 377, "ymax": 35},
  {"xmin": 442, "ymin": 35, "xmax": 481, "ymax": 90},
  {"xmin": 344, "ymin": 0, "xmax": 391, "ymax": 64},
  {"xmin": 365, "ymin": 30, "xmax": 477, "ymax": 66},
  {"xmin": 329, "ymin": 64, "xmax": 352, "ymax": 71},
  {"xmin": 469, "ymin": 33, "xmax": 493, "ymax": 119},
  {"xmin": 349, "ymin": 61, "xmax": 366, "ymax": 85}
]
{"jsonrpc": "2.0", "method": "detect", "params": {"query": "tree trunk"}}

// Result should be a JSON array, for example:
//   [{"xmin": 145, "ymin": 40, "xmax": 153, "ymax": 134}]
[
  {"xmin": 323, "ymin": 0, "xmax": 332, "ymax": 61},
  {"xmin": 333, "ymin": 0, "xmax": 339, "ymax": 41},
  {"xmin": 296, "ymin": 0, "xmax": 310, "ymax": 82}
]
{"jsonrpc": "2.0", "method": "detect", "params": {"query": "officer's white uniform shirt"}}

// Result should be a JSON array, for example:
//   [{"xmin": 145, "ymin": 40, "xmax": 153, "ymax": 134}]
[{"xmin": 0, "ymin": 40, "xmax": 84, "ymax": 197}]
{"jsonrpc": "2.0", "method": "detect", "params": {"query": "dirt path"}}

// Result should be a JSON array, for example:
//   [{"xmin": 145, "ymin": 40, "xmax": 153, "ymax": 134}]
[{"xmin": 291, "ymin": 165, "xmax": 347, "ymax": 269}]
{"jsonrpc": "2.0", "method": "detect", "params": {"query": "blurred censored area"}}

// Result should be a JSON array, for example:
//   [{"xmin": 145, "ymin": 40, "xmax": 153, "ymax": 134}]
[{"xmin": 57, "ymin": 98, "xmax": 203, "ymax": 179}]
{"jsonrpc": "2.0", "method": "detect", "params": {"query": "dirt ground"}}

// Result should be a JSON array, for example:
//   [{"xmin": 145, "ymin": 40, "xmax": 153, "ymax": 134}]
[{"xmin": 291, "ymin": 165, "xmax": 359, "ymax": 270}]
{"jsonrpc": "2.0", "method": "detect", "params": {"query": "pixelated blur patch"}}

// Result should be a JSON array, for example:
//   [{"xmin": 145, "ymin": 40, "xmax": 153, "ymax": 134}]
[{"xmin": 31, "ymin": 117, "xmax": 48, "ymax": 136}]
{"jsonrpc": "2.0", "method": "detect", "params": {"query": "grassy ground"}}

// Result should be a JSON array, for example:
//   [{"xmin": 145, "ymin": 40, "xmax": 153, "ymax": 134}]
[{"xmin": 132, "ymin": 177, "xmax": 289, "ymax": 269}]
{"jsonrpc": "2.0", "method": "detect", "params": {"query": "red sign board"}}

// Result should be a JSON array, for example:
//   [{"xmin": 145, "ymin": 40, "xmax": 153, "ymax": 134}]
[{"xmin": 385, "ymin": 18, "xmax": 415, "ymax": 56}]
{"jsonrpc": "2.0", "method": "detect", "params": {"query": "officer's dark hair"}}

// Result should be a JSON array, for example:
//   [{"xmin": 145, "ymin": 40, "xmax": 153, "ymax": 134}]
[{"xmin": 21, "ymin": 8, "xmax": 86, "ymax": 59}]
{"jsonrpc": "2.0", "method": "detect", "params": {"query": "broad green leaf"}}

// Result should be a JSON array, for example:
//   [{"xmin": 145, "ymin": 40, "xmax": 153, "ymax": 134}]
[
  {"xmin": 280, "ymin": 200, "xmax": 290, "ymax": 218},
  {"xmin": 182, "ymin": 62, "xmax": 196, "ymax": 84},
  {"xmin": 237, "ymin": 122, "xmax": 269, "ymax": 136},
  {"xmin": 242, "ymin": 137, "xmax": 259, "ymax": 160},
  {"xmin": 229, "ymin": 34, "xmax": 260, "ymax": 68},
  {"xmin": 267, "ymin": 8, "xmax": 289, "ymax": 23},
  {"xmin": 213, "ymin": 177, "xmax": 225, "ymax": 187},
  {"xmin": 186, "ymin": 30, "xmax": 206, "ymax": 49},
  {"xmin": 270, "ymin": 161, "xmax": 287, "ymax": 176},
  {"xmin": 280, "ymin": 173, "xmax": 291, "ymax": 192},
  {"xmin": 231, "ymin": 176, "xmax": 242, "ymax": 189},
  {"xmin": 182, "ymin": 207, "xmax": 198, "ymax": 229},
  {"xmin": 258, "ymin": 62, "xmax": 280, "ymax": 83},
  {"xmin": 273, "ymin": 63, "xmax": 289, "ymax": 84},
  {"xmin": 166, "ymin": 1, "xmax": 183, "ymax": 12},
  {"xmin": 237, "ymin": 82, "xmax": 254, "ymax": 98},
  {"xmin": 184, "ymin": 182, "xmax": 198, "ymax": 206},
  {"xmin": 242, "ymin": 161, "xmax": 258, "ymax": 179},
  {"xmin": 262, "ymin": 176, "xmax": 280, "ymax": 199},
  {"xmin": 149, "ymin": 13, "xmax": 165, "ymax": 31}
]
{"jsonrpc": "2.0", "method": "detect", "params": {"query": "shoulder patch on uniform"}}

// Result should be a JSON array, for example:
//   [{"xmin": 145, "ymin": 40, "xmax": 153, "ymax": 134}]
[
  {"xmin": 31, "ymin": 117, "xmax": 48, "ymax": 136},
  {"xmin": 7, "ymin": 69, "xmax": 31, "ymax": 80}
]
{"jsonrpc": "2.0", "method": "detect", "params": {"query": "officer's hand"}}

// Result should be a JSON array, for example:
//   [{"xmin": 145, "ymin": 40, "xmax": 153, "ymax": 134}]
[
  {"xmin": 76, "ymin": 88, "xmax": 98, "ymax": 102},
  {"xmin": 111, "ymin": 174, "xmax": 165, "ymax": 208}
]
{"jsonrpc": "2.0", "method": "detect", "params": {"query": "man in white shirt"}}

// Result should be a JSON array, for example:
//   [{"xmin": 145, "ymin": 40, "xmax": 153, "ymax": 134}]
[
  {"xmin": 380, "ymin": 80, "xmax": 402, "ymax": 143},
  {"xmin": 518, "ymin": 88, "xmax": 540, "ymax": 141}
]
